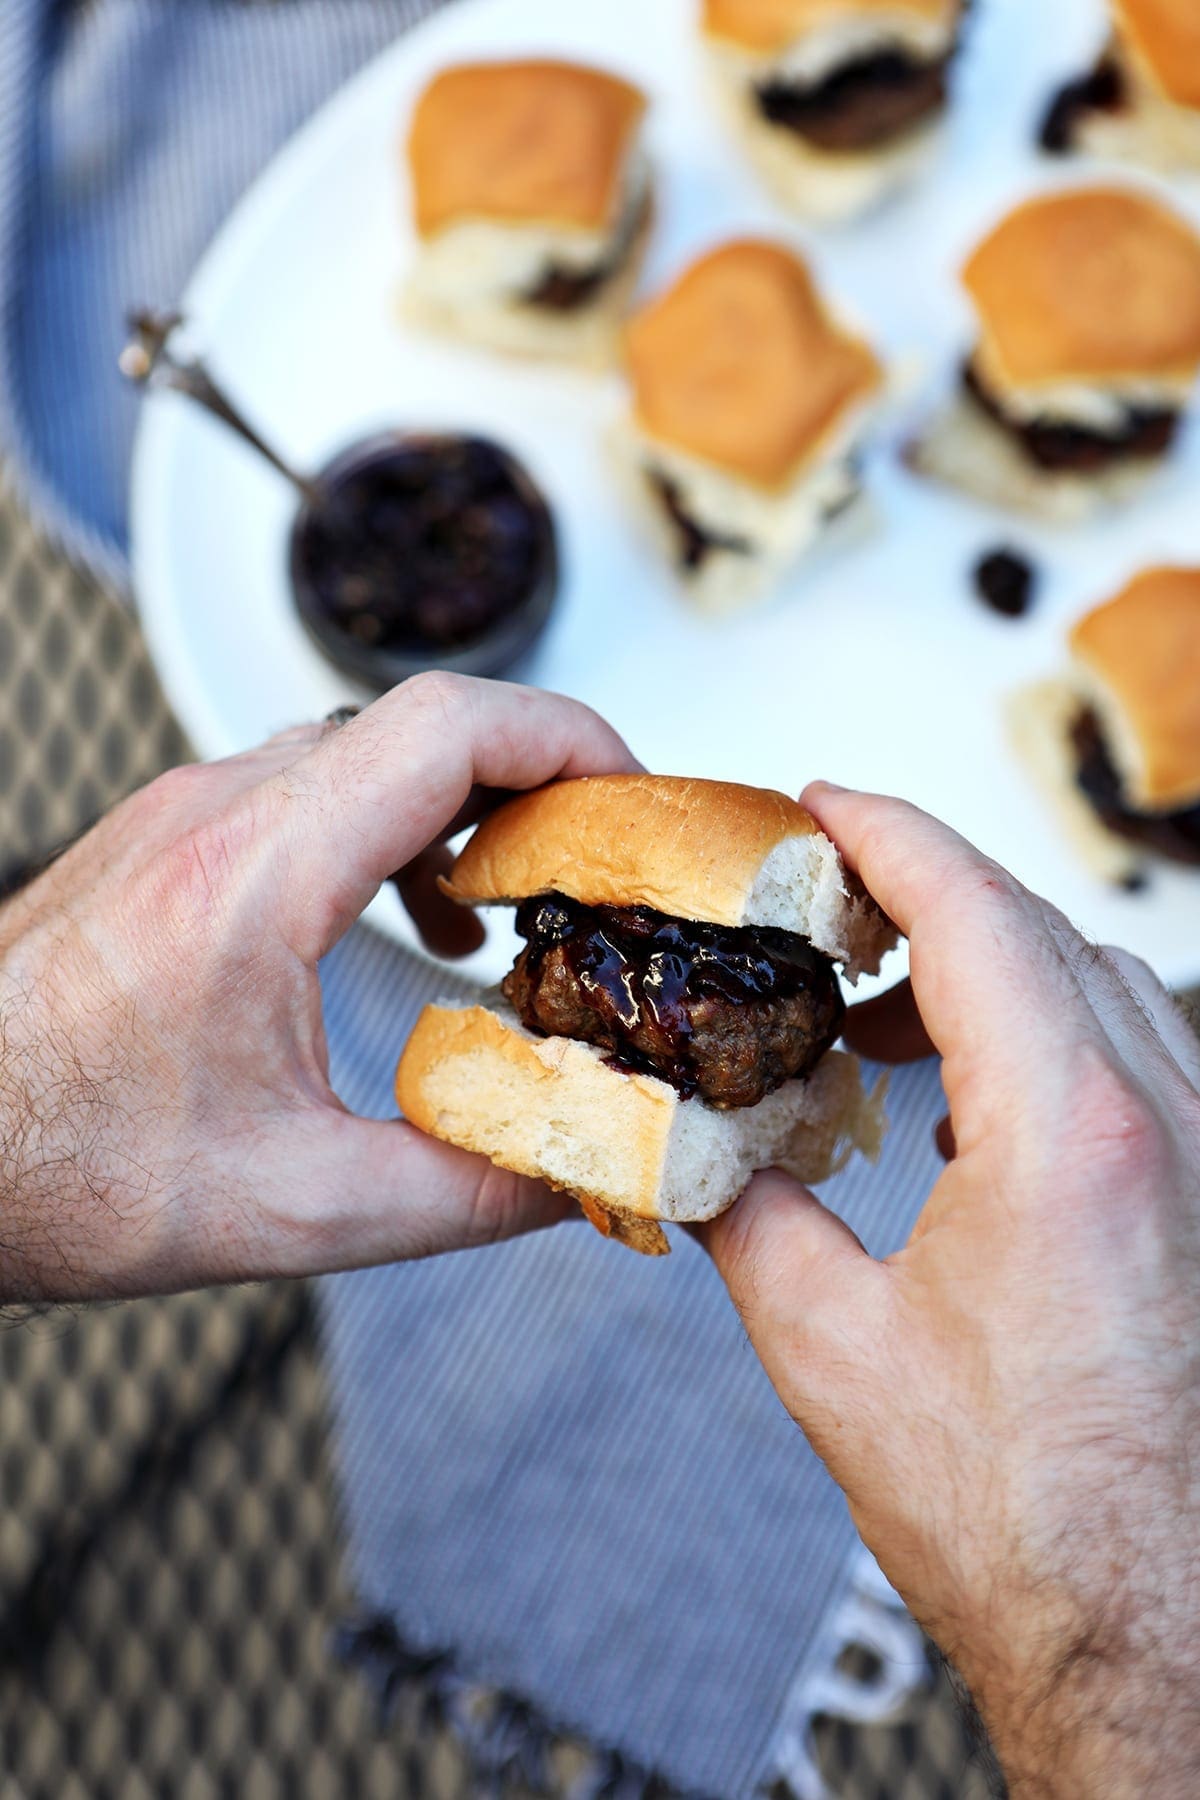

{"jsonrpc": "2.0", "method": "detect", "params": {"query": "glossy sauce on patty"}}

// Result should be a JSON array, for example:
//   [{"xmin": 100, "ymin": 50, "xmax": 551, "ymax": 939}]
[{"xmin": 504, "ymin": 891, "xmax": 845, "ymax": 1107}]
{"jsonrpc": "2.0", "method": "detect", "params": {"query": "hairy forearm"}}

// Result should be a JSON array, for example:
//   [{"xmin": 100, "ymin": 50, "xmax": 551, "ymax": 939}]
[
  {"xmin": 954, "ymin": 1561, "xmax": 1200, "ymax": 1800},
  {"xmin": 0, "ymin": 977, "xmax": 118, "ymax": 1302},
  {"xmin": 982, "ymin": 1651, "xmax": 1200, "ymax": 1798},
  {"xmin": 0, "ymin": 899, "xmax": 172, "ymax": 1303}
]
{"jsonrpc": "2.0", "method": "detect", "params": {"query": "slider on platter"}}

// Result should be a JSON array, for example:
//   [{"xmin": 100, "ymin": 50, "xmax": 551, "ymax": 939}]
[
  {"xmin": 909, "ymin": 186, "xmax": 1200, "ymax": 521},
  {"xmin": 395, "ymin": 775, "xmax": 897, "ymax": 1257},
  {"xmin": 616, "ymin": 239, "xmax": 882, "ymax": 613},
  {"xmin": 701, "ymin": 0, "xmax": 964, "ymax": 221},
  {"xmin": 1041, "ymin": 0, "xmax": 1200, "ymax": 172},
  {"xmin": 403, "ymin": 59, "xmax": 652, "ymax": 364},
  {"xmin": 1011, "ymin": 566, "xmax": 1200, "ymax": 885}
]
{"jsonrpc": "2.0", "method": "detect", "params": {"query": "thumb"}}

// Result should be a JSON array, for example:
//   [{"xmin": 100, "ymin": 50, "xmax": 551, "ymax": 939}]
[{"xmin": 700, "ymin": 1170, "xmax": 892, "ymax": 1473}]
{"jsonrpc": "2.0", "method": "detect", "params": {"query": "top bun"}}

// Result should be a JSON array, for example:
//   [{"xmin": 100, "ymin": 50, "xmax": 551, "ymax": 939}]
[
  {"xmin": 1113, "ymin": 0, "xmax": 1200, "ymax": 110},
  {"xmin": 407, "ymin": 60, "xmax": 647, "ymax": 239},
  {"xmin": 442, "ymin": 774, "xmax": 898, "ymax": 977},
  {"xmin": 1070, "ymin": 565, "xmax": 1200, "ymax": 812},
  {"xmin": 962, "ymin": 188, "xmax": 1200, "ymax": 388},
  {"xmin": 701, "ymin": 0, "xmax": 957, "ymax": 52},
  {"xmin": 624, "ymin": 240, "xmax": 881, "ymax": 490}
]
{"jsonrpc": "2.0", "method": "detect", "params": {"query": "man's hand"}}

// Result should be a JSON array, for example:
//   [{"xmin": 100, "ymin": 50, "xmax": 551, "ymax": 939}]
[
  {"xmin": 0, "ymin": 674, "xmax": 637, "ymax": 1304},
  {"xmin": 704, "ymin": 785, "xmax": 1200, "ymax": 1797}
]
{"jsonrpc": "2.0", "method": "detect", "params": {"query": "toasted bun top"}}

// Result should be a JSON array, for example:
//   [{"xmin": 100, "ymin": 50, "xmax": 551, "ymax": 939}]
[
  {"xmin": 443, "ymin": 774, "xmax": 898, "ymax": 975},
  {"xmin": 1069, "ymin": 566, "xmax": 1200, "ymax": 811},
  {"xmin": 1113, "ymin": 0, "xmax": 1200, "ymax": 110},
  {"xmin": 447, "ymin": 774, "xmax": 819, "ymax": 918},
  {"xmin": 963, "ymin": 188, "xmax": 1200, "ymax": 386},
  {"xmin": 702, "ymin": 0, "xmax": 957, "ymax": 52},
  {"xmin": 407, "ymin": 60, "xmax": 647, "ymax": 237},
  {"xmin": 624, "ymin": 240, "xmax": 881, "ymax": 489}
]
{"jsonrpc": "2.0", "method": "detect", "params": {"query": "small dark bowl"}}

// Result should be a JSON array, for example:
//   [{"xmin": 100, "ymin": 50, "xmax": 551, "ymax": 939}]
[{"xmin": 289, "ymin": 430, "xmax": 559, "ymax": 691}]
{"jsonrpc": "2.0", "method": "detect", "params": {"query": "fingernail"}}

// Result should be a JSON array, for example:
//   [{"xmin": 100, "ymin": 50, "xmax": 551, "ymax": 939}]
[{"xmin": 808, "ymin": 780, "xmax": 847, "ymax": 796}]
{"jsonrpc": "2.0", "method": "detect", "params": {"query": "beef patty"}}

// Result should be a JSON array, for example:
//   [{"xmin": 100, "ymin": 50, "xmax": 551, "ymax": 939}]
[
  {"xmin": 756, "ymin": 49, "xmax": 950, "ymax": 153},
  {"xmin": 1072, "ymin": 708, "xmax": 1200, "ymax": 866},
  {"xmin": 963, "ymin": 360, "xmax": 1179, "ymax": 475},
  {"xmin": 503, "ymin": 891, "xmax": 845, "ymax": 1107}
]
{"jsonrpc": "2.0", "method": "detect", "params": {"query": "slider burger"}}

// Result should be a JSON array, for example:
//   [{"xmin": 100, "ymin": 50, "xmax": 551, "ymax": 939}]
[
  {"xmin": 909, "ymin": 186, "xmax": 1200, "ymax": 520},
  {"xmin": 1011, "ymin": 566, "xmax": 1200, "ymax": 885},
  {"xmin": 617, "ymin": 239, "xmax": 882, "ymax": 612},
  {"xmin": 404, "ymin": 59, "xmax": 652, "ymax": 365},
  {"xmin": 1041, "ymin": 0, "xmax": 1200, "ymax": 173},
  {"xmin": 396, "ymin": 776, "xmax": 896, "ymax": 1256},
  {"xmin": 701, "ymin": 0, "xmax": 964, "ymax": 221}
]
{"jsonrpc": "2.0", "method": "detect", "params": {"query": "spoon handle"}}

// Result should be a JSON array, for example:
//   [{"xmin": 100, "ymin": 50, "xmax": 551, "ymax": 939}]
[{"xmin": 120, "ymin": 310, "xmax": 323, "ymax": 509}]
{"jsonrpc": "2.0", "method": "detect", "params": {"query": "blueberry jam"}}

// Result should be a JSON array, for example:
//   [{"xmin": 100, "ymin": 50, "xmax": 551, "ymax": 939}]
[
  {"xmin": 973, "ymin": 548, "xmax": 1036, "ymax": 618},
  {"xmin": 1039, "ymin": 56, "xmax": 1126, "ymax": 155},
  {"xmin": 290, "ymin": 433, "xmax": 557, "ymax": 678}
]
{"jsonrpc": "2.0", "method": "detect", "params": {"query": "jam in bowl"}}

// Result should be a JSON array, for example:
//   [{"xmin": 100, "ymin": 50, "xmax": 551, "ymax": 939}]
[
  {"xmin": 289, "ymin": 432, "xmax": 559, "ymax": 688},
  {"xmin": 118, "ymin": 316, "xmax": 558, "ymax": 690}
]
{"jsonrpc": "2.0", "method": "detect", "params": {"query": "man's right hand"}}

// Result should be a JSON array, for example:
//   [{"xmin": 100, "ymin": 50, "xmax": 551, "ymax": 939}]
[{"xmin": 705, "ymin": 785, "xmax": 1200, "ymax": 1798}]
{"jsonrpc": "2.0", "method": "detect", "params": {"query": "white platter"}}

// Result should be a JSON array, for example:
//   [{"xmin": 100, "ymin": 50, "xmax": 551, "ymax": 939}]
[{"xmin": 131, "ymin": 0, "xmax": 1200, "ymax": 991}]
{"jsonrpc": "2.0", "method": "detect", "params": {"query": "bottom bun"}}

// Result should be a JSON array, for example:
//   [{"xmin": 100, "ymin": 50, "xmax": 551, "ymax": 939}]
[
  {"xmin": 396, "ymin": 998, "xmax": 887, "ymax": 1256},
  {"xmin": 907, "ymin": 393, "xmax": 1162, "ymax": 523},
  {"xmin": 1074, "ymin": 84, "xmax": 1200, "ymax": 177}
]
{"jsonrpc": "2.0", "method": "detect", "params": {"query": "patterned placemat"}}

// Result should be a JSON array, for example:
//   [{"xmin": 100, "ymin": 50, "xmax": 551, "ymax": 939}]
[
  {"xmin": 0, "ymin": 475, "xmax": 186, "ymax": 894},
  {"xmin": 0, "ymin": 465, "xmax": 998, "ymax": 1797}
]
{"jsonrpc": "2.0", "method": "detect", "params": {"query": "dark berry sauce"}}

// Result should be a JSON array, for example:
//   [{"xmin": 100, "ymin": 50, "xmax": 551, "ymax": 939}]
[
  {"xmin": 646, "ymin": 470, "xmax": 753, "ymax": 573},
  {"xmin": 290, "ymin": 433, "xmax": 557, "ymax": 682},
  {"xmin": 757, "ymin": 49, "xmax": 950, "ymax": 152},
  {"xmin": 963, "ymin": 361, "xmax": 1178, "ymax": 475},
  {"xmin": 506, "ymin": 891, "xmax": 843, "ymax": 1104},
  {"xmin": 1040, "ymin": 56, "xmax": 1126, "ymax": 154},
  {"xmin": 1072, "ymin": 708, "xmax": 1200, "ymax": 867},
  {"xmin": 974, "ymin": 549, "xmax": 1036, "ymax": 618}
]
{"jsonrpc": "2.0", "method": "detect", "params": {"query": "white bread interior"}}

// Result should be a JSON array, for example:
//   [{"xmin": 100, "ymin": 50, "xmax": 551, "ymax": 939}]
[
  {"xmin": 705, "ymin": 38, "xmax": 946, "ymax": 221},
  {"xmin": 706, "ymin": 9, "xmax": 955, "ymax": 84},
  {"xmin": 611, "ymin": 416, "xmax": 867, "ymax": 614},
  {"xmin": 443, "ymin": 775, "xmax": 899, "ymax": 982},
  {"xmin": 1007, "ymin": 679, "xmax": 1140, "ymax": 884},
  {"xmin": 403, "ymin": 151, "xmax": 651, "ymax": 367},
  {"xmin": 746, "ymin": 827, "xmax": 894, "ymax": 976},
  {"xmin": 906, "ymin": 390, "xmax": 1166, "ymax": 522},
  {"xmin": 396, "ymin": 998, "xmax": 888, "ymax": 1255},
  {"xmin": 1072, "ymin": 40, "xmax": 1200, "ymax": 173},
  {"xmin": 1075, "ymin": 94, "xmax": 1200, "ymax": 174},
  {"xmin": 971, "ymin": 345, "xmax": 1192, "ymax": 430}
]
